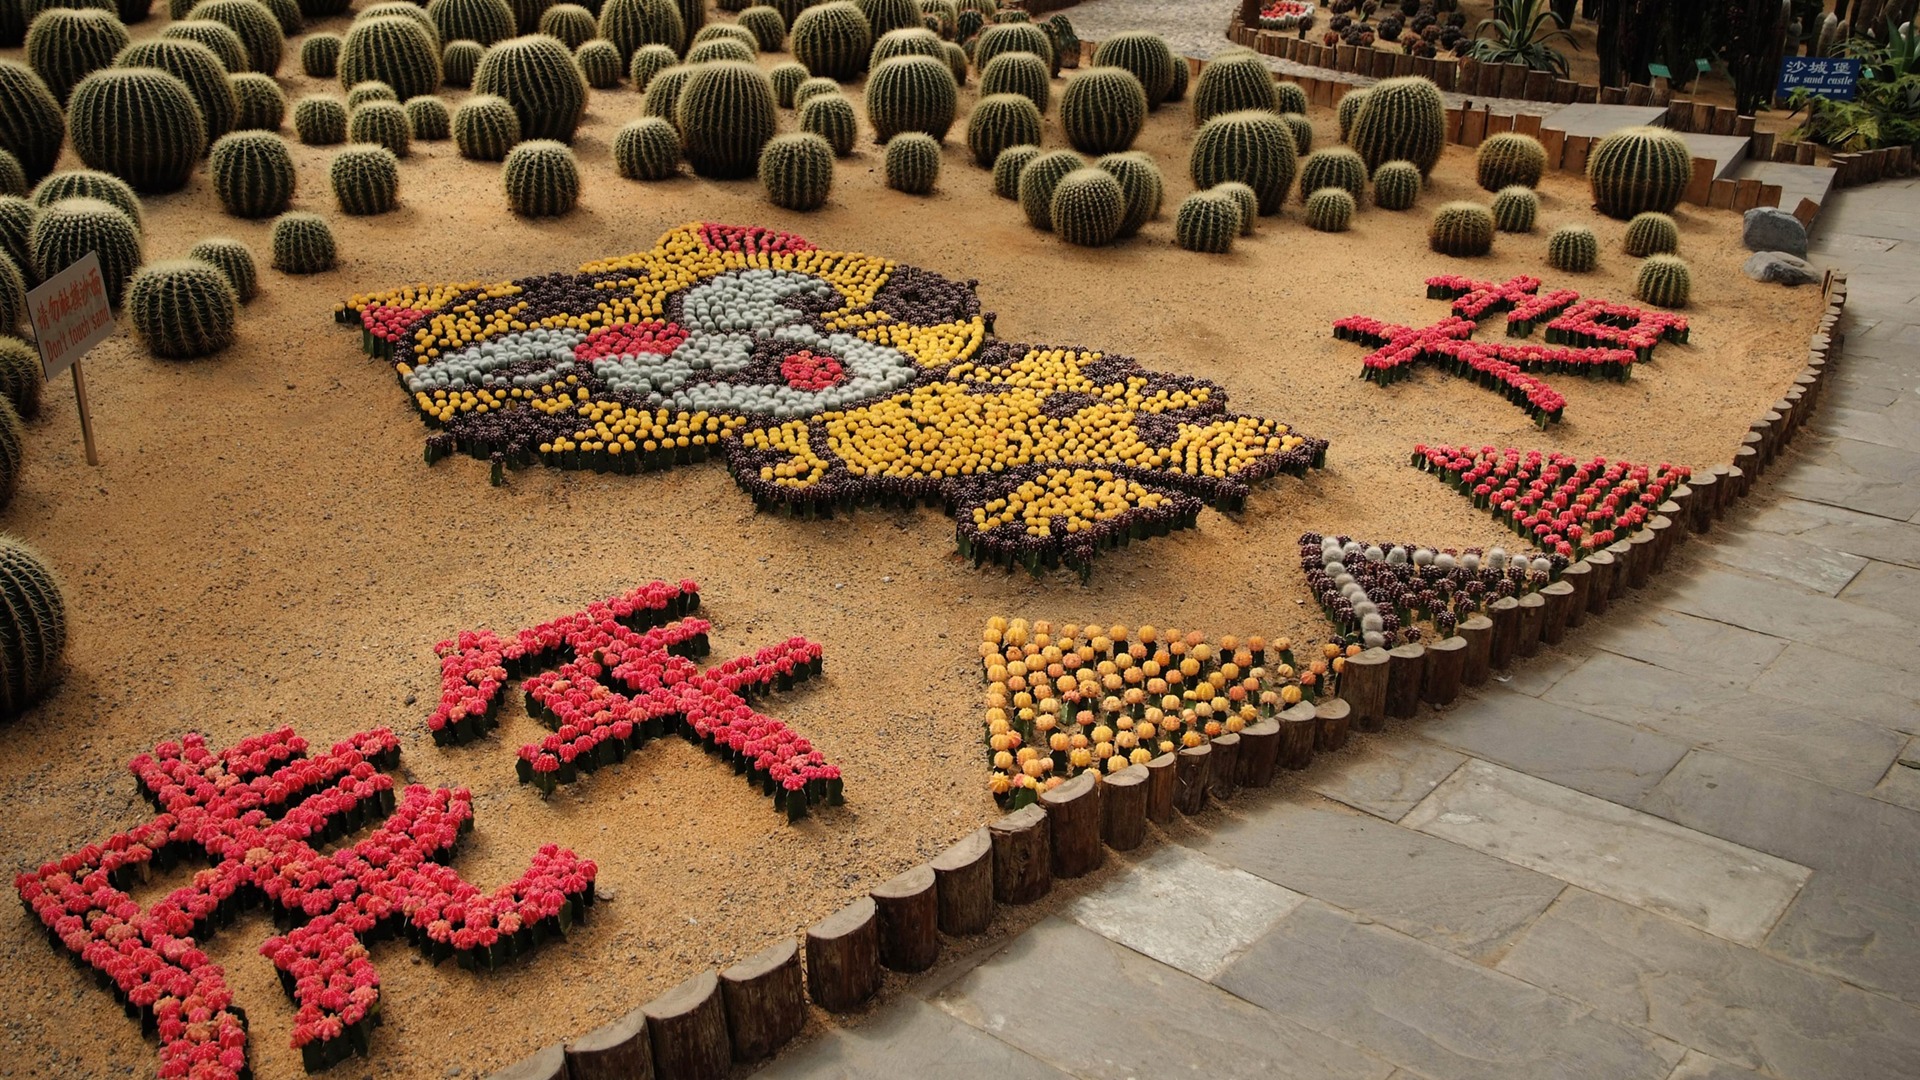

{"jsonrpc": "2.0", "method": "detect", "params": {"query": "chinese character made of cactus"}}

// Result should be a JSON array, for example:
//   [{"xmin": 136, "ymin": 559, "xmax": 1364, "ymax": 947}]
[{"xmin": 338, "ymin": 222, "xmax": 1328, "ymax": 580}]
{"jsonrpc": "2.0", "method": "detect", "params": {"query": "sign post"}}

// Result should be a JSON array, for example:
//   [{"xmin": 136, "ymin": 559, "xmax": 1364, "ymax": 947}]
[
  {"xmin": 1776, "ymin": 56, "xmax": 1861, "ymax": 103},
  {"xmin": 25, "ymin": 251, "xmax": 114, "ymax": 466}
]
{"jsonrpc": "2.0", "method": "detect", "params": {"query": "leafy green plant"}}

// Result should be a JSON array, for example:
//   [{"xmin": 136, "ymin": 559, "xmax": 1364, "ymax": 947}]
[
  {"xmin": 1468, "ymin": 0, "xmax": 1575, "ymax": 75},
  {"xmin": 1789, "ymin": 21, "xmax": 1920, "ymax": 149}
]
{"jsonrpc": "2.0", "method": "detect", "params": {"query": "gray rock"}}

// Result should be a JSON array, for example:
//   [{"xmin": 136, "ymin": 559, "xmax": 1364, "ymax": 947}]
[
  {"xmin": 1744, "ymin": 250, "xmax": 1821, "ymax": 286},
  {"xmin": 1742, "ymin": 206, "xmax": 1808, "ymax": 256}
]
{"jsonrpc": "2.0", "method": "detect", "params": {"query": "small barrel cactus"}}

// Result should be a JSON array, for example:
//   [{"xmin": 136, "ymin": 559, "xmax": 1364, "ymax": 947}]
[
  {"xmin": 1190, "ymin": 109, "xmax": 1295, "ymax": 216},
  {"xmin": 230, "ymin": 72, "xmax": 287, "ymax": 130},
  {"xmin": 0, "ymin": 537, "xmax": 67, "ymax": 715},
  {"xmin": 1016, "ymin": 147, "xmax": 1084, "ymax": 230},
  {"xmin": 26, "ymin": 9, "xmax": 130, "ymax": 104},
  {"xmin": 189, "ymin": 0, "xmax": 285, "ymax": 74},
  {"xmin": 965, "ymin": 92, "xmax": 1040, "ymax": 168},
  {"xmin": 294, "ymin": 95, "xmax": 349, "ymax": 144},
  {"xmin": 576, "ymin": 39, "xmax": 623, "ymax": 88},
  {"xmin": 208, "ymin": 130, "xmax": 296, "ymax": 218},
  {"xmin": 349, "ymin": 99, "xmax": 412, "ymax": 156},
  {"xmin": 978, "ymin": 50, "xmax": 1048, "ymax": 112},
  {"xmin": 1174, "ymin": 189, "xmax": 1238, "ymax": 254},
  {"xmin": 1547, "ymin": 224, "xmax": 1598, "ymax": 272},
  {"xmin": 270, "ymin": 210, "xmax": 334, "ymax": 272},
  {"xmin": 30, "ymin": 197, "xmax": 143, "ymax": 306},
  {"xmin": 539, "ymin": 4, "xmax": 598, "ymax": 48},
  {"xmin": 1298, "ymin": 146, "xmax": 1365, "ymax": 201},
  {"xmin": 770, "ymin": 60, "xmax": 808, "ymax": 106},
  {"xmin": 1191, "ymin": 47, "xmax": 1275, "ymax": 125},
  {"xmin": 642, "ymin": 64, "xmax": 693, "ymax": 124},
  {"xmin": 0, "ymin": 400, "xmax": 17, "ymax": 509},
  {"xmin": 1274, "ymin": 80, "xmax": 1306, "ymax": 116},
  {"xmin": 30, "ymin": 169, "xmax": 142, "ymax": 230},
  {"xmin": 339, "ymin": 15, "xmax": 440, "ymax": 101},
  {"xmin": 1335, "ymin": 87, "xmax": 1368, "ymax": 141},
  {"xmin": 758, "ymin": 131, "xmax": 834, "ymax": 210},
  {"xmin": 116, "ymin": 39, "xmax": 237, "ymax": 144},
  {"xmin": 691, "ymin": 22, "xmax": 757, "ymax": 52},
  {"xmin": 940, "ymin": 40, "xmax": 966, "ymax": 85},
  {"xmin": 473, "ymin": 34, "xmax": 589, "ymax": 142},
  {"xmin": 856, "ymin": 0, "xmax": 919, "ymax": 37},
  {"xmin": 629, "ymin": 43, "xmax": 678, "ymax": 91},
  {"xmin": 1476, "ymin": 131, "xmax": 1547, "ymax": 191},
  {"xmin": 128, "ymin": 258, "xmax": 237, "ymax": 358},
  {"xmin": 972, "ymin": 21, "xmax": 1049, "ymax": 72},
  {"xmin": 793, "ymin": 74, "xmax": 841, "ymax": 110},
  {"xmin": 612, "ymin": 117, "xmax": 678, "ymax": 179},
  {"xmin": 1214, "ymin": 180, "xmax": 1254, "ymax": 235},
  {"xmin": 0, "ymin": 256, "xmax": 21, "ymax": 334},
  {"xmin": 1049, "ymin": 166, "xmax": 1124, "ymax": 246},
  {"xmin": 1349, "ymin": 75, "xmax": 1445, "ymax": 175},
  {"xmin": 598, "ymin": 0, "xmax": 684, "ymax": 64},
  {"xmin": 991, "ymin": 143, "xmax": 1038, "ymax": 199},
  {"xmin": 1491, "ymin": 185, "xmax": 1537, "ymax": 232},
  {"xmin": 1089, "ymin": 30, "xmax": 1174, "ymax": 106},
  {"xmin": 161, "ymin": 20, "xmax": 248, "ymax": 74},
  {"xmin": 0, "ymin": 336, "xmax": 41, "ymax": 418},
  {"xmin": 331, "ymin": 142, "xmax": 400, "ymax": 214},
  {"xmin": 1304, "ymin": 186, "xmax": 1354, "ymax": 233},
  {"xmin": 443, "ymin": 39, "xmax": 485, "ymax": 86},
  {"xmin": 1371, "ymin": 158, "xmax": 1421, "ymax": 211},
  {"xmin": 302, "ymin": 30, "xmax": 343, "ymax": 76},
  {"xmin": 259, "ymin": 0, "xmax": 303, "ymax": 36},
  {"xmin": 883, "ymin": 131, "xmax": 940, "ymax": 194},
  {"xmin": 798, "ymin": 93, "xmax": 857, "ymax": 155},
  {"xmin": 739, "ymin": 6, "xmax": 786, "ymax": 51},
  {"xmin": 1634, "ymin": 253, "xmax": 1691, "ymax": 308},
  {"xmin": 1279, "ymin": 112, "xmax": 1312, "ymax": 157},
  {"xmin": 1429, "ymin": 201, "xmax": 1494, "ymax": 257},
  {"xmin": 354, "ymin": 0, "xmax": 438, "ymax": 37},
  {"xmin": 686, "ymin": 37, "xmax": 754, "ymax": 64},
  {"xmin": 0, "ymin": 198, "xmax": 32, "ymax": 275},
  {"xmin": 1060, "ymin": 66, "xmax": 1146, "ymax": 155},
  {"xmin": 346, "ymin": 80, "xmax": 397, "ymax": 108},
  {"xmin": 676, "ymin": 60, "xmax": 777, "ymax": 179},
  {"xmin": 869, "ymin": 26, "xmax": 939, "ymax": 67},
  {"xmin": 1623, "ymin": 211, "xmax": 1680, "ymax": 256},
  {"xmin": 405, "ymin": 95, "xmax": 451, "ymax": 139},
  {"xmin": 865, "ymin": 54, "xmax": 957, "ymax": 142},
  {"xmin": 1095, "ymin": 150, "xmax": 1160, "ymax": 237},
  {"xmin": 792, "ymin": 1, "xmax": 872, "ymax": 81},
  {"xmin": 0, "ymin": 62, "xmax": 66, "ymax": 184},
  {"xmin": 0, "ymin": 154, "xmax": 18, "ymax": 199},
  {"xmin": 502, "ymin": 138, "xmax": 579, "ymax": 215},
  {"xmin": 187, "ymin": 236, "xmax": 257, "ymax": 301},
  {"xmin": 428, "ymin": 0, "xmax": 515, "ymax": 49},
  {"xmin": 1587, "ymin": 125, "xmax": 1690, "ymax": 219}
]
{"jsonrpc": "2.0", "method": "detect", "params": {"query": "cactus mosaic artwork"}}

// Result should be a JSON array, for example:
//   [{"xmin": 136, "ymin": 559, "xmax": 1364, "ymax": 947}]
[
  {"xmin": 1299, "ymin": 531, "xmax": 1561, "ymax": 647},
  {"xmin": 338, "ymin": 223, "xmax": 1327, "ymax": 578},
  {"xmin": 1412, "ymin": 444, "xmax": 1691, "ymax": 556}
]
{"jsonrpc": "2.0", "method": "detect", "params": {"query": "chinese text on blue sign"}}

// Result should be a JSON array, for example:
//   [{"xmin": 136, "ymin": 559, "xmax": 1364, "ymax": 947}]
[{"xmin": 1777, "ymin": 57, "xmax": 1860, "ymax": 102}]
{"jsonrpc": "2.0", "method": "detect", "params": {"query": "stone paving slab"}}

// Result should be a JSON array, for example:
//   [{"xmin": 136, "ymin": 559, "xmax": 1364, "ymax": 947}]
[
  {"xmin": 1668, "ymin": 1049, "xmax": 1770, "ymax": 1079},
  {"xmin": 1061, "ymin": 845, "xmax": 1303, "ymax": 979},
  {"xmin": 1540, "ymin": 103, "xmax": 1668, "ymax": 138},
  {"xmin": 1744, "ymin": 641, "xmax": 1920, "ymax": 738},
  {"xmin": 1775, "ymin": 436, "xmax": 1920, "ymax": 521},
  {"xmin": 1499, "ymin": 889, "xmax": 1920, "ymax": 1080},
  {"xmin": 753, "ymin": 998, "xmax": 1073, "ymax": 1080},
  {"xmin": 1874, "ymin": 741, "xmax": 1920, "ymax": 811},
  {"xmin": 1306, "ymin": 737, "xmax": 1466, "ymax": 821},
  {"xmin": 1418, "ymin": 687, "xmax": 1689, "ymax": 805},
  {"xmin": 1745, "ymin": 497, "xmax": 1920, "ymax": 570},
  {"xmin": 1577, "ymin": 607, "xmax": 1788, "ymax": 682},
  {"xmin": 1825, "ymin": 401, "xmax": 1920, "ymax": 454},
  {"xmin": 1216, "ymin": 902, "xmax": 1685, "ymax": 1080},
  {"xmin": 1656, "ymin": 567, "xmax": 1920, "ymax": 674},
  {"xmin": 1765, "ymin": 873, "xmax": 1920, "ymax": 1006},
  {"xmin": 932, "ymin": 918, "xmax": 1395, "ymax": 1080},
  {"xmin": 1188, "ymin": 801, "xmax": 1564, "ymax": 962},
  {"xmin": 1700, "ymin": 528, "xmax": 1870, "ymax": 595},
  {"xmin": 1839, "ymin": 559, "xmax": 1920, "ymax": 621},
  {"xmin": 1675, "ymin": 132, "xmax": 1752, "ymax": 180},
  {"xmin": 1732, "ymin": 159, "xmax": 1836, "ymax": 215},
  {"xmin": 1402, "ymin": 760, "xmax": 1810, "ymax": 945}
]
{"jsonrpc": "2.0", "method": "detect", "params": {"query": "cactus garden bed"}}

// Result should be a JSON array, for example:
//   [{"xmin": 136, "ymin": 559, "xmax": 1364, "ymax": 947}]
[{"xmin": 0, "ymin": 7, "xmax": 1828, "ymax": 1080}]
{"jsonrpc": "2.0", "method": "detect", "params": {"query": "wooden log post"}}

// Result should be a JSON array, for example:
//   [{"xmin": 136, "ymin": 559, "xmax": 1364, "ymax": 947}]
[
  {"xmin": 1560, "ymin": 560, "xmax": 1592, "ymax": 629},
  {"xmin": 1145, "ymin": 752, "xmax": 1177, "ymax": 823},
  {"xmin": 1102, "ymin": 764, "xmax": 1149, "ymax": 851},
  {"xmin": 1208, "ymin": 731, "xmax": 1242, "ymax": 800},
  {"xmin": 988, "ymin": 804, "xmax": 1051, "ymax": 904},
  {"xmin": 719, "ymin": 940, "xmax": 805, "ymax": 1063},
  {"xmin": 1627, "ymin": 530, "xmax": 1659, "ymax": 588},
  {"xmin": 493, "ymin": 1045, "xmax": 568, "ymax": 1080},
  {"xmin": 1314, "ymin": 697, "xmax": 1351, "ymax": 752},
  {"xmin": 930, "ymin": 828, "xmax": 993, "ymax": 936},
  {"xmin": 1277, "ymin": 702, "xmax": 1317, "ymax": 769},
  {"xmin": 1538, "ymin": 580, "xmax": 1575, "ymax": 645},
  {"xmin": 644, "ymin": 971, "xmax": 731, "ymax": 1080},
  {"xmin": 1687, "ymin": 471, "xmax": 1718, "ymax": 533},
  {"xmin": 1459, "ymin": 613, "xmax": 1494, "ymax": 687},
  {"xmin": 1584, "ymin": 550, "xmax": 1616, "ymax": 616},
  {"xmin": 1174, "ymin": 743, "xmax": 1212, "ymax": 815},
  {"xmin": 1712, "ymin": 465, "xmax": 1740, "ymax": 517},
  {"xmin": 1648, "ymin": 513, "xmax": 1676, "ymax": 572},
  {"xmin": 1039, "ymin": 772, "xmax": 1103, "ymax": 878},
  {"xmin": 1343, "ymin": 647, "xmax": 1391, "ymax": 732},
  {"xmin": 1237, "ymin": 717, "xmax": 1281, "ymax": 786},
  {"xmin": 1385, "ymin": 643, "xmax": 1426, "ymax": 719},
  {"xmin": 1421, "ymin": 636, "xmax": 1468, "ymax": 706},
  {"xmin": 1607, "ymin": 539, "xmax": 1635, "ymax": 601},
  {"xmin": 1487, "ymin": 595, "xmax": 1523, "ymax": 671},
  {"xmin": 567, "ymin": 1010, "xmax": 654, "ymax": 1080},
  {"xmin": 1515, "ymin": 592, "xmax": 1547, "ymax": 659},
  {"xmin": 805, "ymin": 899, "xmax": 881, "ymax": 1013},
  {"xmin": 872, "ymin": 865, "xmax": 939, "ymax": 973}
]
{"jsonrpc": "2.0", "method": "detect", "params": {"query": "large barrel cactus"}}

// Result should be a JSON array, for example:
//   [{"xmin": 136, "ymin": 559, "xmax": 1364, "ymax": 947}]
[
  {"xmin": 769, "ymin": 59, "xmax": 807, "ymax": 106},
  {"xmin": 301, "ymin": 31, "xmax": 342, "ymax": 76},
  {"xmin": 612, "ymin": 116, "xmax": 679, "ymax": 179},
  {"xmin": 883, "ymin": 130, "xmax": 940, "ymax": 194},
  {"xmin": 1623, "ymin": 211, "xmax": 1680, "ymax": 256},
  {"xmin": 1587, "ymin": 125, "xmax": 1691, "ymax": 219},
  {"xmin": 1634, "ymin": 254, "xmax": 1691, "ymax": 308},
  {"xmin": 161, "ymin": 20, "xmax": 249, "ymax": 73},
  {"xmin": 864, "ymin": 54, "xmax": 957, "ymax": 142},
  {"xmin": 598, "ymin": 0, "xmax": 683, "ymax": 64},
  {"xmin": 1547, "ymin": 224, "xmax": 1598, "ymax": 272},
  {"xmin": 978, "ymin": 50, "xmax": 1048, "ymax": 112},
  {"xmin": 855, "ymin": 0, "xmax": 918, "ymax": 37},
  {"xmin": 405, "ymin": 95, "xmax": 451, "ymax": 139},
  {"xmin": 29, "ymin": 169, "xmax": 142, "ymax": 229},
  {"xmin": 1429, "ymin": 201, "xmax": 1495, "ymax": 257},
  {"xmin": 330, "ymin": 142, "xmax": 400, "ymax": 213},
  {"xmin": 676, "ymin": 60, "xmax": 777, "ymax": 179},
  {"xmin": 973, "ymin": 21, "xmax": 1049, "ymax": 72},
  {"xmin": 576, "ymin": 39, "xmax": 624, "ymax": 88},
  {"xmin": 115, "ymin": 39, "xmax": 237, "ymax": 144},
  {"xmin": 965, "ymin": 92, "xmax": 1040, "ymax": 167},
  {"xmin": 30, "ymin": 197, "xmax": 143, "ymax": 306},
  {"xmin": 869, "ymin": 26, "xmax": 940, "ymax": 66},
  {"xmin": 1371, "ymin": 158, "xmax": 1421, "ymax": 210},
  {"xmin": 0, "ymin": 536, "xmax": 68, "ymax": 717},
  {"xmin": 1049, "ymin": 166, "xmax": 1123, "ymax": 246},
  {"xmin": 1475, "ymin": 131, "xmax": 1547, "ymax": 191},
  {"xmin": 208, "ymin": 129, "xmax": 296, "ymax": 217},
  {"xmin": 128, "ymin": 258, "xmax": 238, "ymax": 358},
  {"xmin": 25, "ymin": 8, "xmax": 130, "ymax": 103},
  {"xmin": 473, "ymin": 34, "xmax": 587, "ymax": 141},
  {"xmin": 1089, "ymin": 31, "xmax": 1174, "ymax": 106},
  {"xmin": 1491, "ymin": 186, "xmax": 1537, "ymax": 232},
  {"xmin": 685, "ymin": 37, "xmax": 754, "ymax": 64},
  {"xmin": 1059, "ymin": 66, "xmax": 1145, "ymax": 155},
  {"xmin": 642, "ymin": 63, "xmax": 693, "ymax": 124},
  {"xmin": 539, "ymin": 4, "xmax": 597, "ymax": 48},
  {"xmin": 428, "ymin": 0, "xmax": 516, "ymax": 49},
  {"xmin": 1298, "ymin": 146, "xmax": 1365, "ymax": 201},
  {"xmin": 294, "ymin": 94, "xmax": 348, "ymax": 143},
  {"xmin": 348, "ymin": 99, "xmax": 412, "ymax": 156},
  {"xmin": 1348, "ymin": 75, "xmax": 1445, "ymax": 176},
  {"xmin": 188, "ymin": 0, "xmax": 285, "ymax": 73},
  {"xmin": 0, "ymin": 63, "xmax": 67, "ymax": 185},
  {"xmin": 739, "ymin": 7, "xmax": 786, "ymax": 51},
  {"xmin": 1191, "ymin": 47, "xmax": 1276, "ymax": 124},
  {"xmin": 1189, "ymin": 109, "xmax": 1296, "ymax": 216},
  {"xmin": 792, "ymin": 1, "xmax": 871, "ymax": 81},
  {"xmin": 229, "ymin": 72, "xmax": 287, "ymax": 130},
  {"xmin": 340, "ymin": 15, "xmax": 442, "ymax": 101},
  {"xmin": 1174, "ymin": 189, "xmax": 1238, "ymax": 253},
  {"xmin": 67, "ymin": 68, "xmax": 209, "ymax": 193},
  {"xmin": 991, "ymin": 143, "xmax": 1038, "ymax": 199}
]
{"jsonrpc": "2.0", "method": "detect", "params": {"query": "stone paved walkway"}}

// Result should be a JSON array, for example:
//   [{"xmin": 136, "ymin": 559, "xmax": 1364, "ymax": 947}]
[{"xmin": 751, "ymin": 181, "xmax": 1920, "ymax": 1079}]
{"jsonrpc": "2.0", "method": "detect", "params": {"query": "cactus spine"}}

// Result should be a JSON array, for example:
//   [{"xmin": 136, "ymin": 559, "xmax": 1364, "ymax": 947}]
[
  {"xmin": 1429, "ymin": 200, "xmax": 1494, "ymax": 257},
  {"xmin": 1174, "ymin": 189, "xmax": 1237, "ymax": 253},
  {"xmin": 208, "ymin": 130, "xmax": 296, "ymax": 217},
  {"xmin": 1587, "ymin": 125, "xmax": 1691, "ymax": 219},
  {"xmin": 676, "ymin": 61, "xmax": 777, "ymax": 179},
  {"xmin": 1475, "ymin": 131, "xmax": 1547, "ymax": 191},
  {"xmin": 539, "ymin": 4, "xmax": 597, "ymax": 48},
  {"xmin": 68, "ymin": 69, "xmax": 207, "ymax": 194},
  {"xmin": 349, "ymin": 99, "xmax": 412, "ymax": 156},
  {"xmin": 1491, "ymin": 185, "xmax": 1537, "ymax": 232},
  {"xmin": 865, "ymin": 54, "xmax": 957, "ymax": 142},
  {"xmin": 1060, "ymin": 66, "xmax": 1146, "ymax": 154},
  {"xmin": 1371, "ymin": 158, "xmax": 1420, "ymax": 210},
  {"xmin": 443, "ymin": 39, "xmax": 486, "ymax": 86},
  {"xmin": 29, "ymin": 169, "xmax": 142, "ymax": 229},
  {"xmin": 1304, "ymin": 186, "xmax": 1354, "ymax": 233},
  {"xmin": 161, "ymin": 20, "xmax": 248, "ymax": 74},
  {"xmin": 502, "ymin": 139, "xmax": 579, "ymax": 216},
  {"xmin": 978, "ymin": 50, "xmax": 1049, "ymax": 112},
  {"xmin": 1189, "ymin": 109, "xmax": 1296, "ymax": 216},
  {"xmin": 758, "ymin": 131, "xmax": 834, "ymax": 210},
  {"xmin": 1191, "ymin": 48, "xmax": 1276, "ymax": 124},
  {"xmin": 1048, "ymin": 166, "xmax": 1123, "ymax": 246},
  {"xmin": 1089, "ymin": 30, "xmax": 1174, "ymax": 106},
  {"xmin": 965, "ymin": 92, "xmax": 1040, "ymax": 167},
  {"xmin": 1349, "ymin": 75, "xmax": 1446, "ymax": 175},
  {"xmin": 230, "ymin": 72, "xmax": 287, "ymax": 130},
  {"xmin": 0, "ymin": 537, "xmax": 67, "ymax": 715},
  {"xmin": 1016, "ymin": 147, "xmax": 1084, "ymax": 230},
  {"xmin": 128, "ymin": 258, "xmax": 237, "ymax": 358},
  {"xmin": 0, "ymin": 62, "xmax": 67, "ymax": 185},
  {"xmin": 189, "ymin": 0, "xmax": 285, "ymax": 73},
  {"xmin": 473, "ymin": 34, "xmax": 588, "ymax": 142},
  {"xmin": 1297, "ymin": 146, "xmax": 1365, "ymax": 201},
  {"xmin": 1634, "ymin": 254, "xmax": 1690, "ymax": 308},
  {"xmin": 991, "ymin": 142, "xmax": 1038, "ymax": 199},
  {"xmin": 612, "ymin": 117, "xmax": 679, "ymax": 179},
  {"xmin": 770, "ymin": 60, "xmax": 808, "ymax": 106},
  {"xmin": 740, "ymin": 7, "xmax": 787, "ymax": 51},
  {"xmin": 0, "ymin": 336, "xmax": 40, "ymax": 417},
  {"xmin": 972, "ymin": 21, "xmax": 1049, "ymax": 71},
  {"xmin": 428, "ymin": 0, "xmax": 515, "ymax": 49},
  {"xmin": 331, "ymin": 142, "xmax": 400, "ymax": 214},
  {"xmin": 117, "ymin": 39, "xmax": 238, "ymax": 144},
  {"xmin": 26, "ymin": 9, "xmax": 130, "ymax": 104},
  {"xmin": 270, "ymin": 210, "xmax": 334, "ymax": 273},
  {"xmin": 792, "ymin": 1, "xmax": 872, "ymax": 81},
  {"xmin": 598, "ymin": 0, "xmax": 684, "ymax": 63},
  {"xmin": 1095, "ymin": 150, "xmax": 1160, "ymax": 237},
  {"xmin": 883, "ymin": 131, "xmax": 940, "ymax": 193},
  {"xmin": 30, "ymin": 197, "xmax": 143, "ymax": 306},
  {"xmin": 453, "ymin": 93, "xmax": 520, "ymax": 158},
  {"xmin": 576, "ymin": 39, "xmax": 624, "ymax": 88},
  {"xmin": 1547, "ymin": 224, "xmax": 1598, "ymax": 272},
  {"xmin": 187, "ymin": 236, "xmax": 257, "ymax": 301},
  {"xmin": 1623, "ymin": 211, "xmax": 1680, "ymax": 256}
]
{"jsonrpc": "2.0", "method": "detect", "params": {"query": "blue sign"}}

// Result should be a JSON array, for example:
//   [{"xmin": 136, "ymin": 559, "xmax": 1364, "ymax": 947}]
[{"xmin": 1777, "ymin": 56, "xmax": 1860, "ymax": 101}]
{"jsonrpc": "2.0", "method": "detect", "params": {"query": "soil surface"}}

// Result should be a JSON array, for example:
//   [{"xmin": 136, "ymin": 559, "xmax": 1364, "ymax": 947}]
[{"xmin": 0, "ymin": 7, "xmax": 1821, "ymax": 1078}]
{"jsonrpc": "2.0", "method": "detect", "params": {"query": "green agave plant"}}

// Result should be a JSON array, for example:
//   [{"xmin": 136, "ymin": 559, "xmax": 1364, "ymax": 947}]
[{"xmin": 1467, "ymin": 0, "xmax": 1575, "ymax": 76}]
